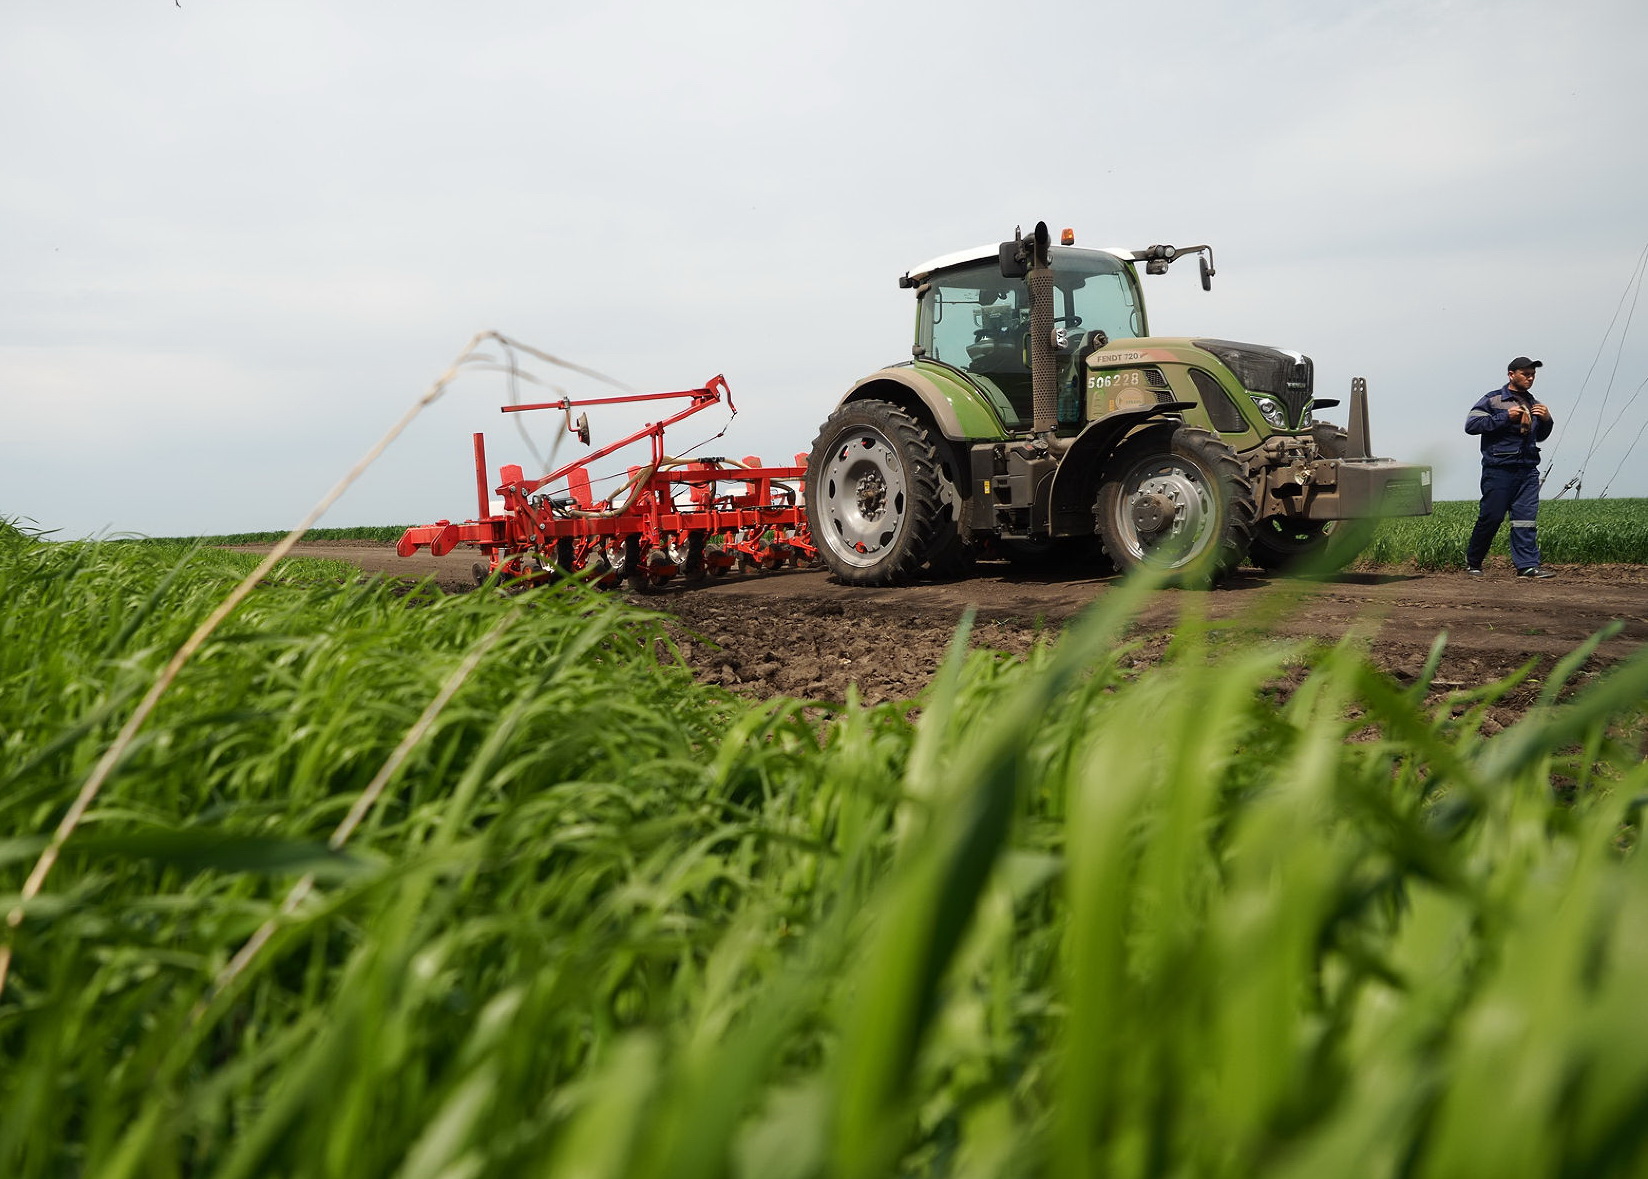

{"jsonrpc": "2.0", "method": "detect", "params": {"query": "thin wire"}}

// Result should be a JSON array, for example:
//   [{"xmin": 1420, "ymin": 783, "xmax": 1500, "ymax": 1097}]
[
  {"xmin": 1579, "ymin": 252, "xmax": 1648, "ymax": 468},
  {"xmin": 543, "ymin": 403, "xmax": 744, "ymax": 499},
  {"xmin": 1545, "ymin": 242, "xmax": 1648, "ymax": 488},
  {"xmin": 1596, "ymin": 374, "xmax": 1648, "ymax": 497}
]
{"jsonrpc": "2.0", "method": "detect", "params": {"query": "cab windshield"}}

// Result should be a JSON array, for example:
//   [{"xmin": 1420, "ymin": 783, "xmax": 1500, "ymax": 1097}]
[{"xmin": 916, "ymin": 248, "xmax": 1145, "ymax": 427}]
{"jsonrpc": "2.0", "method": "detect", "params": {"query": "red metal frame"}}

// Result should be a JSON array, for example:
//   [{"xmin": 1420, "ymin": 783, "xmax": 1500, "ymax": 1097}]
[{"xmin": 397, "ymin": 375, "xmax": 814, "ymax": 588}]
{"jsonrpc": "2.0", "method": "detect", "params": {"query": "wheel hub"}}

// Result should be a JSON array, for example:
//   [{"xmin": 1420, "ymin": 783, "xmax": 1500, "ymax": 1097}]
[
  {"xmin": 816, "ymin": 429, "xmax": 909, "ymax": 567},
  {"xmin": 1116, "ymin": 466, "xmax": 1209, "ymax": 562},
  {"xmin": 1129, "ymin": 491, "xmax": 1177, "ymax": 536},
  {"xmin": 855, "ymin": 472, "xmax": 887, "ymax": 520}
]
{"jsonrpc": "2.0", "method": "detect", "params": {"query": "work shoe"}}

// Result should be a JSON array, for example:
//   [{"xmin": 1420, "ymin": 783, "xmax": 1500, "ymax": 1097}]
[
  {"xmin": 1466, "ymin": 565, "xmax": 1483, "ymax": 576},
  {"xmin": 1516, "ymin": 566, "xmax": 1556, "ymax": 579}
]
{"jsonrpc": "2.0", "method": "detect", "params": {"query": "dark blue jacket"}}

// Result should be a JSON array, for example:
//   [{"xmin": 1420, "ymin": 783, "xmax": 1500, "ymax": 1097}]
[{"xmin": 1465, "ymin": 384, "xmax": 1553, "ymax": 468}]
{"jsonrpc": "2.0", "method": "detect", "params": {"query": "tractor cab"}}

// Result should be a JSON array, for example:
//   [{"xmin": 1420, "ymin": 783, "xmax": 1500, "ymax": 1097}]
[{"xmin": 906, "ymin": 245, "xmax": 1149, "ymax": 431}]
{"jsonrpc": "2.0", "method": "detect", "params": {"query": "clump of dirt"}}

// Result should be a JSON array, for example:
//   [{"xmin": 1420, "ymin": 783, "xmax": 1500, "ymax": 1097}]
[{"xmin": 661, "ymin": 594, "xmax": 1050, "ymax": 703}]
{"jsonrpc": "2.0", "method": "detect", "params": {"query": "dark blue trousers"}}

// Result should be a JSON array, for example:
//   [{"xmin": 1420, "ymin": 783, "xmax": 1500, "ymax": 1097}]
[{"xmin": 1466, "ymin": 465, "xmax": 1542, "ymax": 570}]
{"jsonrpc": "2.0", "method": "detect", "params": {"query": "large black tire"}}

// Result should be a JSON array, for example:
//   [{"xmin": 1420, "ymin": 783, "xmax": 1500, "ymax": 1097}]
[
  {"xmin": 1248, "ymin": 517, "xmax": 1375, "ymax": 575},
  {"xmin": 806, "ymin": 400, "xmax": 960, "ymax": 585},
  {"xmin": 1093, "ymin": 426, "xmax": 1256, "ymax": 588},
  {"xmin": 922, "ymin": 494, "xmax": 976, "ymax": 579},
  {"xmin": 1312, "ymin": 420, "xmax": 1351, "ymax": 459}
]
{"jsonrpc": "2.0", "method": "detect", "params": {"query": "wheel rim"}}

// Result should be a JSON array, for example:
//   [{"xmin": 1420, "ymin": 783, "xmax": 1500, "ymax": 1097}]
[
  {"xmin": 817, "ymin": 427, "xmax": 909, "ymax": 569},
  {"xmin": 1109, "ymin": 454, "xmax": 1218, "ymax": 568}
]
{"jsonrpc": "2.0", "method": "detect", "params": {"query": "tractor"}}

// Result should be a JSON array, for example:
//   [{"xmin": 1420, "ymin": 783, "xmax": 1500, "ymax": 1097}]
[{"xmin": 805, "ymin": 222, "xmax": 1433, "ymax": 586}]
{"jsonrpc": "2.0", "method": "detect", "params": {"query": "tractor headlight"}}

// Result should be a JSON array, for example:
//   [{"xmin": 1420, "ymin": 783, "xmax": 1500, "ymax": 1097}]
[
  {"xmin": 1250, "ymin": 395, "xmax": 1288, "ymax": 429},
  {"xmin": 1299, "ymin": 404, "xmax": 1315, "ymax": 427}
]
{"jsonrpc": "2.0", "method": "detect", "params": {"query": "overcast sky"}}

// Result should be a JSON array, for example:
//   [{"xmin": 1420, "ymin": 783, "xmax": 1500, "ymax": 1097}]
[{"xmin": 4, "ymin": 0, "xmax": 1646, "ymax": 540}]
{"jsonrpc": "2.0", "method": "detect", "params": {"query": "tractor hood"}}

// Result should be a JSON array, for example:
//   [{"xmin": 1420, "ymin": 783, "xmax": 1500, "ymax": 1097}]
[
  {"xmin": 1089, "ymin": 337, "xmax": 1316, "ymax": 426},
  {"xmin": 1082, "ymin": 336, "xmax": 1319, "ymax": 434},
  {"xmin": 1189, "ymin": 339, "xmax": 1314, "ymax": 415}
]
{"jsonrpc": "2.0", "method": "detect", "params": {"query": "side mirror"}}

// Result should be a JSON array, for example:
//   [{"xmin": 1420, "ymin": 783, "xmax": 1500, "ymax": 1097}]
[
  {"xmin": 1199, "ymin": 253, "xmax": 1215, "ymax": 291},
  {"xmin": 1000, "ymin": 221, "xmax": 1052, "ymax": 277}
]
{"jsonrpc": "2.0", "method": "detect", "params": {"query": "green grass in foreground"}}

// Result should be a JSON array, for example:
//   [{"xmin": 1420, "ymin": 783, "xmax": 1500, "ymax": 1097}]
[{"xmin": 4, "ymin": 519, "xmax": 1648, "ymax": 1177}]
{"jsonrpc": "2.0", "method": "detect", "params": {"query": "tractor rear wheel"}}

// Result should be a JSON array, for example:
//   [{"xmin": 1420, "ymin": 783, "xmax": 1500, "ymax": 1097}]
[
  {"xmin": 1094, "ymin": 426, "xmax": 1255, "ymax": 587},
  {"xmin": 806, "ymin": 400, "xmax": 959, "ymax": 585}
]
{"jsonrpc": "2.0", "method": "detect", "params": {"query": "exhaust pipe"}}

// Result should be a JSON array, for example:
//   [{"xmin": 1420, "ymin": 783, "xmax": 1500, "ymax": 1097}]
[
  {"xmin": 1025, "ymin": 224, "xmax": 1057, "ymax": 436},
  {"xmin": 999, "ymin": 221, "xmax": 1060, "ymax": 440}
]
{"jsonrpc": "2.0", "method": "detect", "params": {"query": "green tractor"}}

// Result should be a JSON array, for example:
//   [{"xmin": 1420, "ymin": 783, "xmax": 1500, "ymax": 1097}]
[{"xmin": 805, "ymin": 221, "xmax": 1433, "ymax": 586}]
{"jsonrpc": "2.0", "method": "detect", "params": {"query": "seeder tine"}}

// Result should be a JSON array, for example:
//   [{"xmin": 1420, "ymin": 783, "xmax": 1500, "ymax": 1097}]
[
  {"xmin": 737, "ymin": 456, "xmax": 768, "ymax": 504},
  {"xmin": 683, "ymin": 461, "xmax": 717, "ymax": 508},
  {"xmin": 567, "ymin": 467, "xmax": 594, "ymax": 509},
  {"xmin": 704, "ymin": 547, "xmax": 737, "ymax": 576}
]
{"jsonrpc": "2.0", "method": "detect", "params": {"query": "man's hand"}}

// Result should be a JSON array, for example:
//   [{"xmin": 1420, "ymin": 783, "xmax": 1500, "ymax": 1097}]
[
  {"xmin": 1531, "ymin": 403, "xmax": 1550, "ymax": 421},
  {"xmin": 1508, "ymin": 404, "xmax": 1530, "ymax": 425}
]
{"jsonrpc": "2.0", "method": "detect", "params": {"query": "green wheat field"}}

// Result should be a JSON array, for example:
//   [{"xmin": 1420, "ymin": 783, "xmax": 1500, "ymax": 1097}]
[
  {"xmin": 3, "ymin": 503, "xmax": 1647, "ymax": 1177},
  {"xmin": 1357, "ymin": 497, "xmax": 1648, "ymax": 568}
]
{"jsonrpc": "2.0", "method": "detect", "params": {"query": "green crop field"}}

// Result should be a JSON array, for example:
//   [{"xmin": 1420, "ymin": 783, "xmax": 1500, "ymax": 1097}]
[
  {"xmin": 4, "ymin": 517, "xmax": 1648, "ymax": 1178},
  {"xmin": 1357, "ymin": 497, "xmax": 1648, "ymax": 569},
  {"xmin": 108, "ymin": 524, "xmax": 415, "ymax": 547},
  {"xmin": 93, "ymin": 497, "xmax": 1648, "ymax": 572}
]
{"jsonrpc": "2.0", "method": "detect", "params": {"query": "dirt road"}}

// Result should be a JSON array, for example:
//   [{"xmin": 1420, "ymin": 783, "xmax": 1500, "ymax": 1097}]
[{"xmin": 250, "ymin": 542, "xmax": 1648, "ymax": 718}]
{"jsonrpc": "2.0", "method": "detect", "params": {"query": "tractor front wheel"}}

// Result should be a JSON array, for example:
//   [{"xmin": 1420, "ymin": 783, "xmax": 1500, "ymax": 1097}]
[
  {"xmin": 1094, "ymin": 426, "xmax": 1255, "ymax": 587},
  {"xmin": 1245, "ymin": 419, "xmax": 1374, "ymax": 574},
  {"xmin": 806, "ymin": 400, "xmax": 954, "ymax": 585},
  {"xmin": 1247, "ymin": 517, "xmax": 1375, "ymax": 575}
]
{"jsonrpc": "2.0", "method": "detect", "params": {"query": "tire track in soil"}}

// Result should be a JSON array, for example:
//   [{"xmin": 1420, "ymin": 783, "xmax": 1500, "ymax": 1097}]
[{"xmin": 245, "ymin": 543, "xmax": 1648, "ymax": 723}]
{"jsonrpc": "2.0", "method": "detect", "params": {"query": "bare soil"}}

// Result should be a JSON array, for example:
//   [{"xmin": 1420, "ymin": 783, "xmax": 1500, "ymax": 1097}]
[{"xmin": 250, "ymin": 542, "xmax": 1648, "ymax": 722}]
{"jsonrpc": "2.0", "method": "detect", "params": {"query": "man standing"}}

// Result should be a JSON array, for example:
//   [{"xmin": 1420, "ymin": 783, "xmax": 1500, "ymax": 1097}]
[{"xmin": 1464, "ymin": 356, "xmax": 1555, "ymax": 578}]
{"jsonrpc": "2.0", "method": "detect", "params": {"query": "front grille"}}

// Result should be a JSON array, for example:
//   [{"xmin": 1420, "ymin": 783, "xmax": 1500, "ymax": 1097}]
[
  {"xmin": 1193, "ymin": 339, "xmax": 1315, "ymax": 428},
  {"xmin": 1188, "ymin": 368, "xmax": 1249, "ymax": 433}
]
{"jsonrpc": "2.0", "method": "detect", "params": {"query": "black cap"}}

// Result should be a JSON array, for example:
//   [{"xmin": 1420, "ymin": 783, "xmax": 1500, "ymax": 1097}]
[{"xmin": 1508, "ymin": 356, "xmax": 1543, "ymax": 372}]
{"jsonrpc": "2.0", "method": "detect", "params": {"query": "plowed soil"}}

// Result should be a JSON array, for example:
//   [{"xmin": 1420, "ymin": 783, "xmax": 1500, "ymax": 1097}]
[{"xmin": 246, "ymin": 541, "xmax": 1648, "ymax": 725}]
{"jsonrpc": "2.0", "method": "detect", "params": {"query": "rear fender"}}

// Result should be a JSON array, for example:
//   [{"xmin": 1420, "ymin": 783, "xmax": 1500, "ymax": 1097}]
[
  {"xmin": 838, "ymin": 368, "xmax": 1005, "ymax": 534},
  {"xmin": 839, "ymin": 367, "xmax": 1010, "ymax": 443},
  {"xmin": 1047, "ymin": 404, "xmax": 1192, "ymax": 534}
]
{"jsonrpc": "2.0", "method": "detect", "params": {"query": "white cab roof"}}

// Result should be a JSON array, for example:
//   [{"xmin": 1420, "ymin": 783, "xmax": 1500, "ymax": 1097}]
[{"xmin": 901, "ymin": 243, "xmax": 1134, "ymax": 286}]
